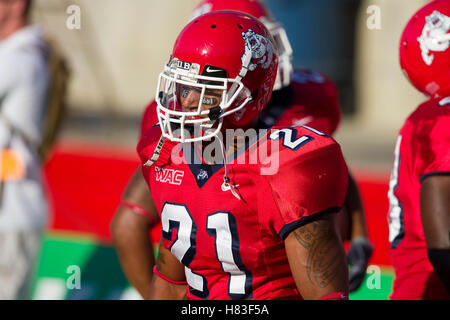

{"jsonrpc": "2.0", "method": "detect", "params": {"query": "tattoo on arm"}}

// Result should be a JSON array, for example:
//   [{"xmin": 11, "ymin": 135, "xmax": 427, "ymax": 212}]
[
  {"xmin": 292, "ymin": 220, "xmax": 343, "ymax": 288},
  {"xmin": 155, "ymin": 250, "xmax": 166, "ymax": 271}
]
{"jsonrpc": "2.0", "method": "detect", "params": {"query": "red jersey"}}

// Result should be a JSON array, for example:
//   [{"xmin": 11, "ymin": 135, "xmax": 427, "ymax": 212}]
[
  {"xmin": 258, "ymin": 69, "xmax": 341, "ymax": 136},
  {"xmin": 388, "ymin": 96, "xmax": 450, "ymax": 300},
  {"xmin": 138, "ymin": 125, "xmax": 348, "ymax": 300},
  {"xmin": 140, "ymin": 100, "xmax": 158, "ymax": 138}
]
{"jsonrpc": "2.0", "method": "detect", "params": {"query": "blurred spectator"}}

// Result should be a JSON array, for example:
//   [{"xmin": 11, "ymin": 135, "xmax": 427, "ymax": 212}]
[{"xmin": 0, "ymin": 0, "xmax": 68, "ymax": 299}]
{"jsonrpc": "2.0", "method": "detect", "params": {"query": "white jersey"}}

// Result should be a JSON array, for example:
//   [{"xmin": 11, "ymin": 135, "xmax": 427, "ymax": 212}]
[{"xmin": 0, "ymin": 25, "xmax": 50, "ymax": 230}]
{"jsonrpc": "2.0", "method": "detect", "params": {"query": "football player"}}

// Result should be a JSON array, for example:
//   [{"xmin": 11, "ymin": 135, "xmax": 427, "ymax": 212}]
[
  {"xmin": 191, "ymin": 0, "xmax": 372, "ymax": 293},
  {"xmin": 111, "ymin": 0, "xmax": 372, "ymax": 298},
  {"xmin": 388, "ymin": 0, "xmax": 450, "ymax": 299},
  {"xmin": 138, "ymin": 10, "xmax": 349, "ymax": 300}
]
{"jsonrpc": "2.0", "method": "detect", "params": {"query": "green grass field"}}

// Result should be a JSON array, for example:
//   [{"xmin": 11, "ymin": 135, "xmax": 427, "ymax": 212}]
[{"xmin": 31, "ymin": 232, "xmax": 394, "ymax": 300}]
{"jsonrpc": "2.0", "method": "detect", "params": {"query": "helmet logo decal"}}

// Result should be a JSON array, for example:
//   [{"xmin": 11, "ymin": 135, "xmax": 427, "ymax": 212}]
[
  {"xmin": 241, "ymin": 29, "xmax": 275, "ymax": 72},
  {"xmin": 417, "ymin": 10, "xmax": 450, "ymax": 65}
]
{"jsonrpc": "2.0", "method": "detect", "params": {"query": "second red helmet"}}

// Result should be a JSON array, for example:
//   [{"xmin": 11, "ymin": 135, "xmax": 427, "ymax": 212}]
[
  {"xmin": 192, "ymin": 0, "xmax": 293, "ymax": 91},
  {"xmin": 400, "ymin": 0, "xmax": 450, "ymax": 98}
]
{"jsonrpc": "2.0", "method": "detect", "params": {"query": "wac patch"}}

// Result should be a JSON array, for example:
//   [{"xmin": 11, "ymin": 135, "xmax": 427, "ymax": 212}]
[{"xmin": 155, "ymin": 166, "xmax": 184, "ymax": 185}]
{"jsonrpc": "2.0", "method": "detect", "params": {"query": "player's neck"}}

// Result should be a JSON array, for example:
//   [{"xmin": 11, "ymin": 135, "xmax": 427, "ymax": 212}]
[{"xmin": 221, "ymin": 118, "xmax": 259, "ymax": 155}]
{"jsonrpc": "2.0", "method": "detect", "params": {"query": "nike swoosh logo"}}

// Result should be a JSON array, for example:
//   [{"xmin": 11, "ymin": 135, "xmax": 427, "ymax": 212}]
[{"xmin": 206, "ymin": 67, "xmax": 222, "ymax": 73}]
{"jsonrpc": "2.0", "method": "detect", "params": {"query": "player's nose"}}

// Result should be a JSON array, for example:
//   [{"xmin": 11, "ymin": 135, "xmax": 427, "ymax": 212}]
[{"xmin": 181, "ymin": 90, "xmax": 200, "ymax": 112}]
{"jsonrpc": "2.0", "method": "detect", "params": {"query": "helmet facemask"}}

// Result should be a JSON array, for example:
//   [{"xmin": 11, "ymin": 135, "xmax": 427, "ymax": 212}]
[{"xmin": 156, "ymin": 58, "xmax": 252, "ymax": 143}]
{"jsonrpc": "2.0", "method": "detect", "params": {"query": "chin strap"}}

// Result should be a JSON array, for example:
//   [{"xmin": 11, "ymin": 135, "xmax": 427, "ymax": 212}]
[
  {"xmin": 217, "ymin": 135, "xmax": 242, "ymax": 201},
  {"xmin": 144, "ymin": 135, "xmax": 166, "ymax": 167}
]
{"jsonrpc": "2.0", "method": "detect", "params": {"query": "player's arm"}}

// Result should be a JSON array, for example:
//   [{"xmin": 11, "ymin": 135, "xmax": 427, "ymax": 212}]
[
  {"xmin": 343, "ymin": 172, "xmax": 369, "ymax": 240},
  {"xmin": 420, "ymin": 175, "xmax": 450, "ymax": 295},
  {"xmin": 148, "ymin": 239, "xmax": 187, "ymax": 300},
  {"xmin": 270, "ymin": 129, "xmax": 349, "ymax": 299},
  {"xmin": 285, "ymin": 213, "xmax": 349, "ymax": 300},
  {"xmin": 110, "ymin": 168, "xmax": 160, "ymax": 299},
  {"xmin": 341, "ymin": 171, "xmax": 373, "ymax": 292}
]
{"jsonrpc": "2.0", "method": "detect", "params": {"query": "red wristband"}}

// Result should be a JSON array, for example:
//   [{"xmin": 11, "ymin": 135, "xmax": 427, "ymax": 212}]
[
  {"xmin": 318, "ymin": 292, "xmax": 348, "ymax": 300},
  {"xmin": 119, "ymin": 200, "xmax": 159, "ymax": 225},
  {"xmin": 153, "ymin": 266, "xmax": 187, "ymax": 286}
]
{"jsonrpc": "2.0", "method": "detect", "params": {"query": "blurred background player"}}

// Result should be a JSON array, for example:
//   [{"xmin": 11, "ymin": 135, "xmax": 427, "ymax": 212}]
[
  {"xmin": 139, "ymin": 10, "xmax": 349, "ymax": 300},
  {"xmin": 0, "ymin": 0, "xmax": 53, "ymax": 299},
  {"xmin": 0, "ymin": 0, "xmax": 68, "ymax": 300},
  {"xmin": 388, "ymin": 0, "xmax": 450, "ymax": 300},
  {"xmin": 111, "ymin": 0, "xmax": 372, "ymax": 297}
]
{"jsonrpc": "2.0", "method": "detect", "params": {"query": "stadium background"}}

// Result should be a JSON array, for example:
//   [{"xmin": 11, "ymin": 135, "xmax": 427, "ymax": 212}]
[{"xmin": 28, "ymin": 0, "xmax": 429, "ymax": 299}]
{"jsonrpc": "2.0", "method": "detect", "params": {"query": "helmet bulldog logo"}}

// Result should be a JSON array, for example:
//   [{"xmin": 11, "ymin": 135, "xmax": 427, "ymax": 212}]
[
  {"xmin": 241, "ymin": 29, "xmax": 275, "ymax": 72},
  {"xmin": 417, "ymin": 10, "xmax": 450, "ymax": 66}
]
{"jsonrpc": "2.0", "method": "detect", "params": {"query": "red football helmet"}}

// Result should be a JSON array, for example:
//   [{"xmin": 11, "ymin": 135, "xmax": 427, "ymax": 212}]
[
  {"xmin": 155, "ymin": 11, "xmax": 278, "ymax": 142},
  {"xmin": 400, "ymin": 0, "xmax": 450, "ymax": 98},
  {"xmin": 191, "ymin": 0, "xmax": 293, "ymax": 91}
]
